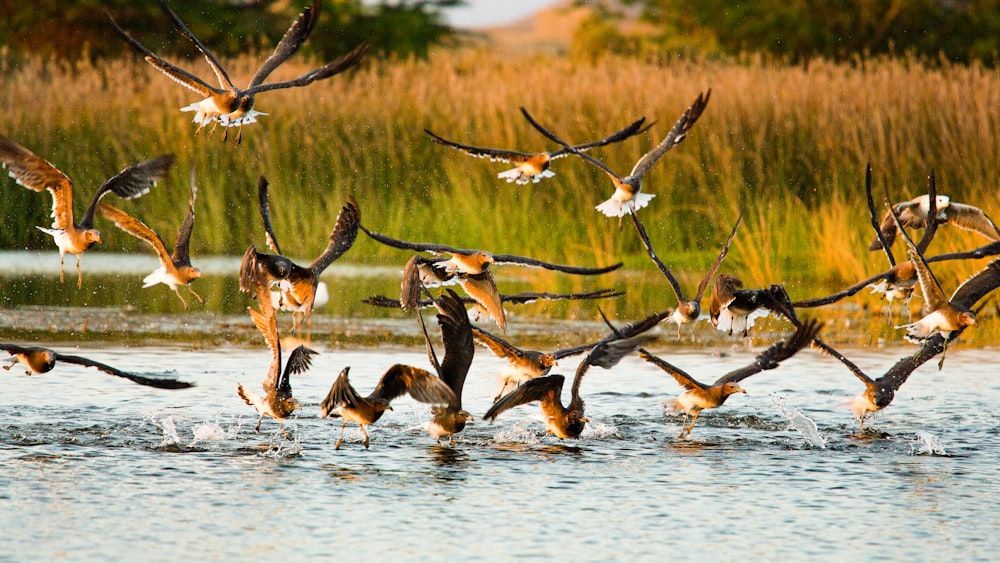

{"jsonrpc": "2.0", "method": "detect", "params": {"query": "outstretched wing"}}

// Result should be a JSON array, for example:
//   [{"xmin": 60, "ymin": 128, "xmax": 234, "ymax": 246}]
[
  {"xmin": 360, "ymin": 225, "xmax": 476, "ymax": 255},
  {"xmin": 424, "ymin": 128, "xmax": 536, "ymax": 162},
  {"xmin": 545, "ymin": 116, "xmax": 652, "ymax": 158},
  {"xmin": 714, "ymin": 318, "xmax": 821, "ymax": 385},
  {"xmin": 53, "ymin": 352, "xmax": 193, "ymax": 389},
  {"xmin": 277, "ymin": 345, "xmax": 317, "ymax": 400},
  {"xmin": 257, "ymin": 176, "xmax": 283, "ymax": 254},
  {"xmin": 484, "ymin": 374, "xmax": 565, "ymax": 421},
  {"xmin": 320, "ymin": 367, "xmax": 362, "ymax": 417},
  {"xmin": 308, "ymin": 197, "xmax": 361, "ymax": 273},
  {"xmin": 490, "ymin": 252, "xmax": 622, "ymax": 275},
  {"xmin": 155, "ymin": 0, "xmax": 236, "ymax": 90},
  {"xmin": 82, "ymin": 155, "xmax": 174, "ymax": 229},
  {"xmin": 172, "ymin": 166, "xmax": 198, "ymax": 267},
  {"xmin": 0, "ymin": 135, "xmax": 75, "ymax": 230},
  {"xmin": 471, "ymin": 326, "xmax": 525, "ymax": 361},
  {"xmin": 247, "ymin": 43, "xmax": 369, "ymax": 94},
  {"xmin": 571, "ymin": 334, "xmax": 656, "ymax": 400},
  {"xmin": 946, "ymin": 202, "xmax": 1000, "ymax": 241},
  {"xmin": 888, "ymin": 187, "xmax": 948, "ymax": 311},
  {"xmin": 695, "ymin": 211, "xmax": 743, "ymax": 301},
  {"xmin": 97, "ymin": 203, "xmax": 171, "ymax": 267},
  {"xmin": 249, "ymin": 306, "xmax": 281, "ymax": 393},
  {"xmin": 638, "ymin": 350, "xmax": 706, "ymax": 391},
  {"xmin": 519, "ymin": 106, "xmax": 623, "ymax": 181},
  {"xmin": 371, "ymin": 364, "xmax": 457, "ymax": 405},
  {"xmin": 864, "ymin": 163, "xmax": 897, "ymax": 265},
  {"xmin": 247, "ymin": 0, "xmax": 320, "ymax": 88},
  {"xmin": 435, "ymin": 290, "xmax": 476, "ymax": 406},
  {"xmin": 628, "ymin": 90, "xmax": 711, "ymax": 180},
  {"xmin": 629, "ymin": 210, "xmax": 685, "ymax": 302}
]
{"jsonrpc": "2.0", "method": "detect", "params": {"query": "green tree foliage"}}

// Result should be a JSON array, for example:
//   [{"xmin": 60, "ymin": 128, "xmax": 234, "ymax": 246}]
[
  {"xmin": 578, "ymin": 0, "xmax": 1000, "ymax": 63},
  {"xmin": 0, "ymin": 0, "xmax": 462, "ymax": 61}
]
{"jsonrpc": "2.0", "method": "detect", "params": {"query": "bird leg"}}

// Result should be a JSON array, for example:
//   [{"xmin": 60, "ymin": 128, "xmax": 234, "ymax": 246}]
[
  {"xmin": 189, "ymin": 287, "xmax": 205, "ymax": 304},
  {"xmin": 254, "ymin": 414, "xmax": 263, "ymax": 433},
  {"xmin": 75, "ymin": 254, "xmax": 83, "ymax": 288},
  {"xmin": 937, "ymin": 336, "xmax": 950, "ymax": 370},
  {"xmin": 677, "ymin": 411, "xmax": 690, "ymax": 439},
  {"xmin": 173, "ymin": 288, "xmax": 190, "ymax": 310},
  {"xmin": 335, "ymin": 420, "xmax": 347, "ymax": 450},
  {"xmin": 361, "ymin": 425, "xmax": 370, "ymax": 450},
  {"xmin": 686, "ymin": 410, "xmax": 703, "ymax": 438},
  {"xmin": 2, "ymin": 357, "xmax": 16, "ymax": 371}
]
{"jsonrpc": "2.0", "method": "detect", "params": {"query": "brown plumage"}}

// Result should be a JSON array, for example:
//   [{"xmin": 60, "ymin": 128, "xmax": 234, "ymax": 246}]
[
  {"xmin": 106, "ymin": 0, "xmax": 368, "ymax": 144},
  {"xmin": 98, "ymin": 166, "xmax": 203, "ymax": 308},
  {"xmin": 420, "ymin": 290, "xmax": 477, "ymax": 445},
  {"xmin": 640, "ymin": 319, "xmax": 821, "ymax": 438},
  {"xmin": 0, "ymin": 135, "xmax": 172, "ymax": 287},
  {"xmin": 709, "ymin": 275, "xmax": 796, "ymax": 336},
  {"xmin": 1, "ymin": 342, "xmax": 193, "ymax": 389}
]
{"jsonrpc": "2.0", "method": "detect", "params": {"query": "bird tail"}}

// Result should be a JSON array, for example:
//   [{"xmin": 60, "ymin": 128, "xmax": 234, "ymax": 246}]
[{"xmin": 595, "ymin": 192, "xmax": 655, "ymax": 218}]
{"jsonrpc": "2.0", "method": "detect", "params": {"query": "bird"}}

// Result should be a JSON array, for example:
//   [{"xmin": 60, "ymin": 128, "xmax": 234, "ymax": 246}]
[
  {"xmin": 236, "ymin": 298, "xmax": 317, "ymax": 436},
  {"xmin": 97, "ymin": 165, "xmax": 203, "ymax": 309},
  {"xmin": 629, "ymin": 208, "xmax": 743, "ymax": 337},
  {"xmin": 418, "ymin": 290, "xmax": 477, "ymax": 445},
  {"xmin": 106, "ymin": 0, "xmax": 368, "ymax": 145},
  {"xmin": 709, "ymin": 275, "xmax": 797, "ymax": 336},
  {"xmin": 639, "ymin": 319, "xmax": 821, "ymax": 439},
  {"xmin": 0, "ymin": 135, "xmax": 173, "ymax": 288},
  {"xmin": 521, "ymin": 91, "xmax": 710, "ymax": 218},
  {"xmin": 483, "ymin": 331, "xmax": 656, "ymax": 440},
  {"xmin": 245, "ymin": 177, "xmax": 360, "ymax": 332},
  {"xmin": 1, "ymin": 342, "xmax": 193, "ymax": 389},
  {"xmin": 319, "ymin": 362, "xmax": 456, "ymax": 450},
  {"xmin": 868, "ymin": 188, "xmax": 999, "ymax": 252},
  {"xmin": 887, "ymin": 188, "xmax": 977, "ymax": 361},
  {"xmin": 472, "ymin": 325, "xmax": 611, "ymax": 402},
  {"xmin": 424, "ymin": 114, "xmax": 651, "ymax": 185},
  {"xmin": 361, "ymin": 226, "xmax": 622, "ymax": 332}
]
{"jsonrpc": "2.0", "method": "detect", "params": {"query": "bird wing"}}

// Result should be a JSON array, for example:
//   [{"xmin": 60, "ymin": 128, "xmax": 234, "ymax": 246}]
[
  {"xmin": 714, "ymin": 318, "xmax": 821, "ymax": 385},
  {"xmin": 893, "ymin": 203, "xmax": 948, "ymax": 311},
  {"xmin": 695, "ymin": 211, "xmax": 744, "ymax": 300},
  {"xmin": 308, "ymin": 197, "xmax": 361, "ymax": 273},
  {"xmin": 249, "ymin": 306, "xmax": 281, "ymax": 394},
  {"xmin": 518, "ymin": 107, "xmax": 623, "ymax": 180},
  {"xmin": 247, "ymin": 0, "xmax": 320, "ymax": 88},
  {"xmin": 471, "ymin": 326, "xmax": 525, "ymax": 362},
  {"xmin": 629, "ymin": 210, "xmax": 685, "ymax": 302},
  {"xmin": 946, "ymin": 202, "xmax": 1000, "ymax": 241},
  {"xmin": 247, "ymin": 43, "xmax": 368, "ymax": 94},
  {"xmin": 0, "ymin": 342, "xmax": 34, "ymax": 355},
  {"xmin": 547, "ymin": 116, "xmax": 652, "ymax": 158},
  {"xmin": 792, "ymin": 268, "xmax": 899, "ymax": 308},
  {"xmin": 638, "ymin": 350, "xmax": 707, "ymax": 391},
  {"xmin": 360, "ymin": 225, "xmax": 476, "ymax": 255},
  {"xmin": 256, "ymin": 176, "xmax": 283, "ymax": 255},
  {"xmin": 870, "ymin": 199, "xmax": 925, "ymax": 250},
  {"xmin": 172, "ymin": 166, "xmax": 198, "ymax": 267},
  {"xmin": 484, "ymin": 374, "xmax": 565, "ymax": 421},
  {"xmin": 628, "ymin": 90, "xmax": 710, "ymax": 179},
  {"xmin": 489, "ymin": 253, "xmax": 622, "ymax": 275},
  {"xmin": 811, "ymin": 337, "xmax": 874, "ymax": 386},
  {"xmin": 950, "ymin": 258, "xmax": 1000, "ymax": 309},
  {"xmin": 52, "ymin": 352, "xmax": 193, "ymax": 389},
  {"xmin": 277, "ymin": 345, "xmax": 317, "ymax": 400},
  {"xmin": 372, "ymin": 364, "xmax": 457, "ymax": 405},
  {"xmin": 155, "ymin": 0, "xmax": 236, "ymax": 91},
  {"xmin": 571, "ymin": 334, "xmax": 656, "ymax": 400},
  {"xmin": 104, "ymin": 9, "xmax": 220, "ymax": 96},
  {"xmin": 0, "ymin": 136, "xmax": 76, "ymax": 230},
  {"xmin": 424, "ymin": 128, "xmax": 536, "ymax": 162},
  {"xmin": 435, "ymin": 290, "xmax": 476, "ymax": 406},
  {"xmin": 97, "ymin": 203, "xmax": 172, "ymax": 267},
  {"xmin": 320, "ymin": 367, "xmax": 363, "ymax": 417},
  {"xmin": 81, "ymin": 155, "xmax": 174, "ymax": 229},
  {"xmin": 864, "ymin": 164, "xmax": 897, "ymax": 265},
  {"xmin": 458, "ymin": 271, "xmax": 507, "ymax": 332}
]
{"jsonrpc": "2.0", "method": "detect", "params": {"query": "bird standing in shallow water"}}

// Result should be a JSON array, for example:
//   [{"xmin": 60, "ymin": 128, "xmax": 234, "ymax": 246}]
[
  {"xmin": 1, "ymin": 342, "xmax": 193, "ymax": 389},
  {"xmin": 424, "ymin": 114, "xmax": 650, "ymax": 185},
  {"xmin": 0, "ymin": 136, "xmax": 172, "ymax": 288},
  {"xmin": 640, "ymin": 319, "xmax": 821, "ymax": 439},
  {"xmin": 521, "ymin": 91, "xmax": 710, "ymax": 219},
  {"xmin": 98, "ymin": 166, "xmax": 203, "ymax": 309},
  {"xmin": 106, "ymin": 0, "xmax": 368, "ymax": 144},
  {"xmin": 419, "ymin": 290, "xmax": 477, "ymax": 445}
]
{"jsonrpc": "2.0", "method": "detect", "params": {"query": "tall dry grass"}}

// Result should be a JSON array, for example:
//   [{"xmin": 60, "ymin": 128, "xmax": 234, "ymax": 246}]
[{"xmin": 1, "ymin": 48, "xmax": 998, "ymax": 302}]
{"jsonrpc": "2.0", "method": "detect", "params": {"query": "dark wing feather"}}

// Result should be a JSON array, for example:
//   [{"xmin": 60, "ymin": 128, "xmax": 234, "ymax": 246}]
[
  {"xmin": 365, "ymin": 288, "xmax": 624, "ymax": 310},
  {"xmin": 320, "ymin": 367, "xmax": 362, "ymax": 417},
  {"xmin": 371, "ymin": 364, "xmax": 456, "ymax": 405},
  {"xmin": 926, "ymin": 241, "xmax": 1000, "ymax": 264},
  {"xmin": 792, "ymin": 269, "xmax": 898, "ymax": 308},
  {"xmin": 811, "ymin": 337, "xmax": 874, "ymax": 386},
  {"xmin": 424, "ymin": 128, "xmax": 535, "ymax": 161},
  {"xmin": 950, "ymin": 258, "xmax": 1000, "ymax": 310},
  {"xmin": 155, "ymin": 0, "xmax": 235, "ymax": 90},
  {"xmin": 0, "ymin": 343, "xmax": 34, "ymax": 355},
  {"xmin": 247, "ymin": 43, "xmax": 368, "ymax": 94},
  {"xmin": 276, "ymin": 345, "xmax": 317, "ymax": 400},
  {"xmin": 714, "ymin": 318, "xmax": 821, "ymax": 385},
  {"xmin": 694, "ymin": 211, "xmax": 743, "ymax": 300},
  {"xmin": 484, "ymin": 374, "xmax": 565, "ymax": 421},
  {"xmin": 887, "ymin": 185, "xmax": 948, "ymax": 310},
  {"xmin": 546, "ymin": 116, "xmax": 651, "ymax": 157},
  {"xmin": 864, "ymin": 163, "xmax": 896, "ymax": 265},
  {"xmin": 360, "ymin": 225, "xmax": 475, "ymax": 255},
  {"xmin": 436, "ymin": 290, "xmax": 476, "ymax": 405},
  {"xmin": 630, "ymin": 210, "xmax": 685, "ymax": 302},
  {"xmin": 638, "ymin": 350, "xmax": 707, "ymax": 391},
  {"xmin": 172, "ymin": 166, "xmax": 197, "ymax": 266},
  {"xmin": 490, "ymin": 253, "xmax": 622, "ymax": 275},
  {"xmin": 247, "ymin": 0, "xmax": 320, "ymax": 88},
  {"xmin": 257, "ymin": 176, "xmax": 282, "ymax": 255},
  {"xmin": 628, "ymin": 90, "xmax": 710, "ymax": 179},
  {"xmin": 308, "ymin": 197, "xmax": 361, "ymax": 273},
  {"xmin": 82, "ymin": 155, "xmax": 174, "ymax": 228},
  {"xmin": 571, "ymin": 334, "xmax": 655, "ymax": 400},
  {"xmin": 518, "ymin": 107, "xmax": 622, "ymax": 179},
  {"xmin": 53, "ymin": 352, "xmax": 193, "ymax": 389}
]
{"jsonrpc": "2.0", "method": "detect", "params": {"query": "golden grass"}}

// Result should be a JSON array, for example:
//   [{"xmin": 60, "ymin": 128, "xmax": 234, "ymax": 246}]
[{"xmin": 1, "ymin": 48, "xmax": 998, "ymax": 310}]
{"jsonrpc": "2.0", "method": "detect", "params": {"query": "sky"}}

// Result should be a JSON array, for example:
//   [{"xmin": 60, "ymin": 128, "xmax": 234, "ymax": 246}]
[{"xmin": 440, "ymin": 0, "xmax": 565, "ymax": 28}]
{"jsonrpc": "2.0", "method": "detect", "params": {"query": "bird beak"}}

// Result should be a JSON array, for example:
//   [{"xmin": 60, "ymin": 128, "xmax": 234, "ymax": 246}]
[{"xmin": 583, "ymin": 417, "xmax": 591, "ymax": 423}]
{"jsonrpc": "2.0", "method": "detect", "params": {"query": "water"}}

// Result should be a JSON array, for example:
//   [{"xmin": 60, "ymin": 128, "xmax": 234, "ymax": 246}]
[{"xmin": 2, "ymin": 340, "xmax": 998, "ymax": 560}]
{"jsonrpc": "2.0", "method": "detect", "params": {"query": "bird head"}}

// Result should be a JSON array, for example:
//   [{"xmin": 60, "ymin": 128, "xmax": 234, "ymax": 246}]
[
  {"xmin": 959, "ymin": 311, "xmax": 977, "ymax": 328},
  {"xmin": 721, "ymin": 382, "xmax": 746, "ymax": 397},
  {"xmin": 539, "ymin": 353, "xmax": 557, "ymax": 369},
  {"xmin": 237, "ymin": 94, "xmax": 255, "ymax": 113},
  {"xmin": 85, "ymin": 229, "xmax": 102, "ymax": 247}
]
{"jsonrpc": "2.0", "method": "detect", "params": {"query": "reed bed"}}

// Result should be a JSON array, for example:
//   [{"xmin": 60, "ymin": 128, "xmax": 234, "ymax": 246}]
[{"xmin": 1, "ymin": 48, "xmax": 998, "ymax": 305}]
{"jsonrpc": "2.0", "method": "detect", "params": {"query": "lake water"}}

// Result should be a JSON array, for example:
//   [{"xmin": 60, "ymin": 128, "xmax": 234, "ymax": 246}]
[
  {"xmin": 2, "ymin": 340, "xmax": 998, "ymax": 561},
  {"xmin": 2, "ymin": 252, "xmax": 999, "ymax": 560}
]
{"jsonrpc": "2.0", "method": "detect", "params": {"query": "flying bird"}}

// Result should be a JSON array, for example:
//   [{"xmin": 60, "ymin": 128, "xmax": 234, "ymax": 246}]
[
  {"xmin": 106, "ymin": 0, "xmax": 368, "ymax": 144},
  {"xmin": 709, "ymin": 275, "xmax": 797, "ymax": 336},
  {"xmin": 0, "ymin": 135, "xmax": 172, "ymax": 287},
  {"xmin": 484, "ymin": 331, "xmax": 656, "ymax": 440},
  {"xmin": 521, "ymin": 91, "xmax": 710, "ymax": 218},
  {"xmin": 1, "ymin": 342, "xmax": 193, "ymax": 389},
  {"xmin": 639, "ymin": 319, "xmax": 821, "ymax": 438},
  {"xmin": 362, "ymin": 226, "xmax": 622, "ymax": 332},
  {"xmin": 98, "ymin": 165, "xmax": 203, "ymax": 308},
  {"xmin": 630, "ymin": 208, "xmax": 743, "ymax": 337},
  {"xmin": 424, "ymin": 114, "xmax": 651, "ymax": 185},
  {"xmin": 869, "ymin": 191, "xmax": 999, "ymax": 252},
  {"xmin": 244, "ymin": 177, "xmax": 360, "ymax": 332}
]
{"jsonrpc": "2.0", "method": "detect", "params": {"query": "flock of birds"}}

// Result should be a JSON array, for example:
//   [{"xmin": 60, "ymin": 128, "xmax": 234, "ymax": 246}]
[{"xmin": 3, "ymin": 0, "xmax": 1000, "ymax": 448}]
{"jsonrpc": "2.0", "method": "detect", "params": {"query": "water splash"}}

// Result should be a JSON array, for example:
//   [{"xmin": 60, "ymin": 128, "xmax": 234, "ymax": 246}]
[
  {"xmin": 910, "ymin": 431, "xmax": 947, "ymax": 456},
  {"xmin": 150, "ymin": 415, "xmax": 181, "ymax": 448},
  {"xmin": 493, "ymin": 422, "xmax": 542, "ymax": 444},
  {"xmin": 772, "ymin": 395, "xmax": 826, "ymax": 448},
  {"xmin": 189, "ymin": 414, "xmax": 241, "ymax": 446},
  {"xmin": 582, "ymin": 420, "xmax": 621, "ymax": 439}
]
